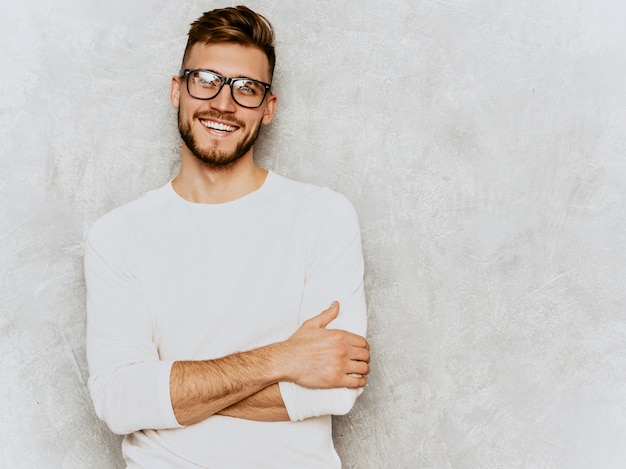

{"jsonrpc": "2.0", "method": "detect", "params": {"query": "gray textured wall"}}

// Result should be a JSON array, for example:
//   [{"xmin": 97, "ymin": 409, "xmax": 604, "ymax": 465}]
[{"xmin": 2, "ymin": 0, "xmax": 626, "ymax": 467}]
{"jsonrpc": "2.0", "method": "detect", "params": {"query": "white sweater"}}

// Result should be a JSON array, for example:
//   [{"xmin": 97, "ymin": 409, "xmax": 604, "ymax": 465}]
[{"xmin": 84, "ymin": 171, "xmax": 367, "ymax": 468}]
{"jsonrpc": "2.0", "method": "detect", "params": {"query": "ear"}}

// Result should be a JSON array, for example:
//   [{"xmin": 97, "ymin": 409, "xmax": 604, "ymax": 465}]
[
  {"xmin": 261, "ymin": 92, "xmax": 277, "ymax": 125},
  {"xmin": 170, "ymin": 76, "xmax": 182, "ymax": 109}
]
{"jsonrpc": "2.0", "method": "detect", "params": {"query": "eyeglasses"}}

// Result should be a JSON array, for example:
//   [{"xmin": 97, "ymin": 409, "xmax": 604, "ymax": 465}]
[{"xmin": 179, "ymin": 69, "xmax": 271, "ymax": 109}]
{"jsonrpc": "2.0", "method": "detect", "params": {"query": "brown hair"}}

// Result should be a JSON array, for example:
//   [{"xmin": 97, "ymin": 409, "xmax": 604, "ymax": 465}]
[{"xmin": 182, "ymin": 5, "xmax": 276, "ymax": 78}]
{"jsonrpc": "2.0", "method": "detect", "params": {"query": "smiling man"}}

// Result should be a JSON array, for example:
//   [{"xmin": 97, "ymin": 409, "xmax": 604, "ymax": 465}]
[{"xmin": 84, "ymin": 6, "xmax": 369, "ymax": 468}]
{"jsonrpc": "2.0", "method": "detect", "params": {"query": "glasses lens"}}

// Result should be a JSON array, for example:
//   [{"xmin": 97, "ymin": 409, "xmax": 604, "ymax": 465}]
[
  {"xmin": 231, "ymin": 79, "xmax": 267, "ymax": 108},
  {"xmin": 187, "ymin": 71, "xmax": 223, "ymax": 100}
]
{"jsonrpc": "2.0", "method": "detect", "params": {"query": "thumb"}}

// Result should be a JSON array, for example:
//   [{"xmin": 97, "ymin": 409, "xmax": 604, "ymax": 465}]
[{"xmin": 307, "ymin": 301, "xmax": 340, "ymax": 329}]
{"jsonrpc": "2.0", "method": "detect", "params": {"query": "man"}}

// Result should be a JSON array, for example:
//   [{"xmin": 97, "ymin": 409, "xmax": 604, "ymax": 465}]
[{"xmin": 84, "ymin": 5, "xmax": 369, "ymax": 468}]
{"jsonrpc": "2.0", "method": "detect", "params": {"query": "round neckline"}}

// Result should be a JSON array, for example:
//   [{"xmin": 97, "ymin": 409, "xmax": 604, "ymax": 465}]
[{"xmin": 168, "ymin": 170, "xmax": 274, "ymax": 209}]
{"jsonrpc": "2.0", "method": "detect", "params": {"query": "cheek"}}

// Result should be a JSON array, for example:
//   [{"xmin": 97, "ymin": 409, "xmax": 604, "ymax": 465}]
[
  {"xmin": 177, "ymin": 99, "xmax": 196, "ymax": 122},
  {"xmin": 248, "ymin": 110, "xmax": 267, "ymax": 128}
]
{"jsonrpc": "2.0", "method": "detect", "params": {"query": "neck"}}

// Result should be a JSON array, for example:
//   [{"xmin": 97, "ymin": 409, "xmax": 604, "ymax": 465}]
[{"xmin": 172, "ymin": 148, "xmax": 268, "ymax": 204}]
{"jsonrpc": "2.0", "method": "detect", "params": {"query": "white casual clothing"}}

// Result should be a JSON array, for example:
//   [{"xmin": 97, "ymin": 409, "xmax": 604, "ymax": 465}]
[{"xmin": 84, "ymin": 171, "xmax": 367, "ymax": 468}]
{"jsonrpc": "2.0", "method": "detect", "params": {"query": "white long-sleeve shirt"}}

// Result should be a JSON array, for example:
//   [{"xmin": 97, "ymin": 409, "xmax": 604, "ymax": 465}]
[{"xmin": 84, "ymin": 171, "xmax": 367, "ymax": 468}]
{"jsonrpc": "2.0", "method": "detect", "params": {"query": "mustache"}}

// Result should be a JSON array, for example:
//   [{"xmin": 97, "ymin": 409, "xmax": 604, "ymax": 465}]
[{"xmin": 193, "ymin": 111, "xmax": 244, "ymax": 128}]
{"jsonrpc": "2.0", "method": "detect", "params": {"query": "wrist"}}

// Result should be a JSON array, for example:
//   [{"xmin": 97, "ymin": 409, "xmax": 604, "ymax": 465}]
[{"xmin": 262, "ymin": 341, "xmax": 292, "ymax": 384}]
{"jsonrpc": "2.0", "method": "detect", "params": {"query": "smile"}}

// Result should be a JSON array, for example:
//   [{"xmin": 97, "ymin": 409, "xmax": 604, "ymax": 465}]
[{"xmin": 200, "ymin": 119, "xmax": 238, "ymax": 133}]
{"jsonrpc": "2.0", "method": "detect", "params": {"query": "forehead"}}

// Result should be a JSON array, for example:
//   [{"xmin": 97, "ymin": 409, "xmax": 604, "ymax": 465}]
[{"xmin": 184, "ymin": 42, "xmax": 271, "ymax": 82}]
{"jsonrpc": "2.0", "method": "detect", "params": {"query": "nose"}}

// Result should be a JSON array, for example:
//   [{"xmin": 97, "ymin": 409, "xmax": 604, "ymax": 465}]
[{"xmin": 209, "ymin": 82, "xmax": 237, "ymax": 113}]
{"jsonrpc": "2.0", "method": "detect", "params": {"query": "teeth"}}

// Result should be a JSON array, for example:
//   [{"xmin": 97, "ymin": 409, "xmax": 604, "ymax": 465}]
[{"xmin": 201, "ymin": 120, "xmax": 236, "ymax": 132}]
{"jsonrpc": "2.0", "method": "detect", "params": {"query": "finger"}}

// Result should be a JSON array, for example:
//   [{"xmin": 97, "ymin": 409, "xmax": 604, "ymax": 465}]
[
  {"xmin": 349, "ymin": 347, "xmax": 370, "ymax": 363},
  {"xmin": 345, "ymin": 333, "xmax": 368, "ymax": 349},
  {"xmin": 306, "ymin": 301, "xmax": 340, "ymax": 328},
  {"xmin": 343, "ymin": 374, "xmax": 367, "ymax": 388},
  {"xmin": 349, "ymin": 360, "xmax": 370, "ymax": 376}
]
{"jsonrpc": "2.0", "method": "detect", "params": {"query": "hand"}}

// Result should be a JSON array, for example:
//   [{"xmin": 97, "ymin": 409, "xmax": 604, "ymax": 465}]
[{"xmin": 279, "ymin": 302, "xmax": 370, "ymax": 389}]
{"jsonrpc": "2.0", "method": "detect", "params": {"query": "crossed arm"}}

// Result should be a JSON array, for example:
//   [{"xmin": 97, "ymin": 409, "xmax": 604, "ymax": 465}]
[
  {"xmin": 170, "ymin": 301, "xmax": 370, "ymax": 425},
  {"xmin": 85, "ymin": 191, "xmax": 368, "ymax": 433}
]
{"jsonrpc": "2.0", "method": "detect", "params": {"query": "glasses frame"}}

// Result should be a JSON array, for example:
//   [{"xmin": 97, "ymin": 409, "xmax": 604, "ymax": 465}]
[{"xmin": 179, "ymin": 69, "xmax": 272, "ymax": 109}]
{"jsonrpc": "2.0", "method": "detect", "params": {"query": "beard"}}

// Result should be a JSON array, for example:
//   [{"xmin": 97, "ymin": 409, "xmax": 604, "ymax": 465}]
[{"xmin": 178, "ymin": 109, "xmax": 262, "ymax": 169}]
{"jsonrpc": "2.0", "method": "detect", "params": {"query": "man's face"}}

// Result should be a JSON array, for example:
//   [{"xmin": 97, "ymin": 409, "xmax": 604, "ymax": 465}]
[{"xmin": 171, "ymin": 42, "xmax": 276, "ymax": 168}]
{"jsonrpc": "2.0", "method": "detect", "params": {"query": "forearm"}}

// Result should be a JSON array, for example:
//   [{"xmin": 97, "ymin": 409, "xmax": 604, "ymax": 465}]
[
  {"xmin": 217, "ymin": 383, "xmax": 289, "ymax": 421},
  {"xmin": 170, "ymin": 300, "xmax": 368, "ymax": 426},
  {"xmin": 170, "ymin": 343, "xmax": 287, "ymax": 426}
]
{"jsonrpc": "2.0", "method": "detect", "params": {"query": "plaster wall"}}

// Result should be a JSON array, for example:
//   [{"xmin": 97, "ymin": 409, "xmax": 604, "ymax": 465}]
[{"xmin": 2, "ymin": 1, "xmax": 626, "ymax": 467}]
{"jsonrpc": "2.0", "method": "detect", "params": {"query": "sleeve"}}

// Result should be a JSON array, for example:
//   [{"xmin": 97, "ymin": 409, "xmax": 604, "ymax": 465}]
[
  {"xmin": 279, "ymin": 191, "xmax": 368, "ymax": 421},
  {"xmin": 84, "ymin": 214, "xmax": 182, "ymax": 435}
]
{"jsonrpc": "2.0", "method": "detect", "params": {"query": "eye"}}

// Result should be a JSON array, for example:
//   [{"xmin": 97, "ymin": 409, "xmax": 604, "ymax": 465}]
[
  {"xmin": 234, "ymin": 79, "xmax": 263, "ymax": 95},
  {"xmin": 194, "ymin": 72, "xmax": 221, "ymax": 88}
]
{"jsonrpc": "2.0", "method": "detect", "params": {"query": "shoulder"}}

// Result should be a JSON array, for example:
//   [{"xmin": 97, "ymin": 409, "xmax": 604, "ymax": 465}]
[
  {"xmin": 86, "ymin": 183, "xmax": 172, "ymax": 247},
  {"xmin": 266, "ymin": 172, "xmax": 357, "ymax": 218}
]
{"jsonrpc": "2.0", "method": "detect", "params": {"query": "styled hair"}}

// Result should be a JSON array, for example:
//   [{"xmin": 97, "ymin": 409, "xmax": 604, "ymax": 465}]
[{"xmin": 182, "ymin": 5, "xmax": 276, "ymax": 78}]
